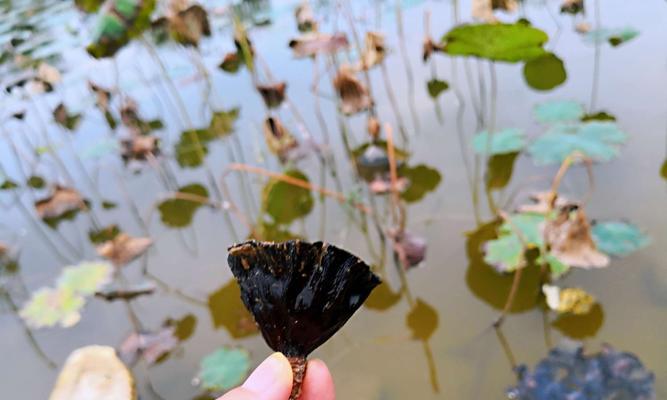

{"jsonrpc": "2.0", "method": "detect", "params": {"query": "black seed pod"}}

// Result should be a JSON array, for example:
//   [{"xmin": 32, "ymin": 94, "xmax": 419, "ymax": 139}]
[{"xmin": 227, "ymin": 240, "xmax": 381, "ymax": 399}]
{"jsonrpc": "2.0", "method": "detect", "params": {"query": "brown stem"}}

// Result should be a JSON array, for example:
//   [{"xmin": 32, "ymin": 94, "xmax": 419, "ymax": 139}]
[{"xmin": 287, "ymin": 356, "xmax": 308, "ymax": 400}]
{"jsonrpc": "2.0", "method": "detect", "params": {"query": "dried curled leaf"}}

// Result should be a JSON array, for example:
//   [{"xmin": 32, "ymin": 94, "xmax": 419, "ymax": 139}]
[
  {"xmin": 35, "ymin": 186, "xmax": 86, "ymax": 222},
  {"xmin": 121, "ymin": 135, "xmax": 160, "ymax": 163},
  {"xmin": 561, "ymin": 0, "xmax": 584, "ymax": 15},
  {"xmin": 423, "ymin": 37, "xmax": 444, "ymax": 62},
  {"xmin": 119, "ymin": 327, "xmax": 178, "ymax": 365},
  {"xmin": 289, "ymin": 32, "xmax": 349, "ymax": 58},
  {"xmin": 256, "ymin": 82, "xmax": 287, "ymax": 109},
  {"xmin": 263, "ymin": 117, "xmax": 299, "ymax": 162},
  {"xmin": 96, "ymin": 233, "xmax": 153, "ymax": 267},
  {"xmin": 333, "ymin": 66, "xmax": 372, "ymax": 115},
  {"xmin": 49, "ymin": 346, "xmax": 135, "ymax": 400},
  {"xmin": 356, "ymin": 32, "xmax": 385, "ymax": 71},
  {"xmin": 542, "ymin": 284, "xmax": 595, "ymax": 315},
  {"xmin": 472, "ymin": 0, "xmax": 519, "ymax": 23},
  {"xmin": 543, "ymin": 204, "xmax": 609, "ymax": 269},
  {"xmin": 227, "ymin": 240, "xmax": 381, "ymax": 358}
]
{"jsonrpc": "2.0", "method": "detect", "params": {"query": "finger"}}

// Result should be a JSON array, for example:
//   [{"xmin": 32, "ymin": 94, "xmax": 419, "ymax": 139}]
[
  {"xmin": 219, "ymin": 353, "xmax": 293, "ymax": 400},
  {"xmin": 299, "ymin": 359, "xmax": 335, "ymax": 400}
]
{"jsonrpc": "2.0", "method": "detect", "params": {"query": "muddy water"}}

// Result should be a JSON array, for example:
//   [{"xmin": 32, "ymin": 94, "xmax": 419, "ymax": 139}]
[{"xmin": 0, "ymin": 0, "xmax": 665, "ymax": 399}]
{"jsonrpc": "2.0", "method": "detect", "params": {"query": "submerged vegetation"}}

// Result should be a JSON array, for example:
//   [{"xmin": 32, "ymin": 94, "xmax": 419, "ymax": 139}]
[{"xmin": 0, "ymin": 0, "xmax": 664, "ymax": 399}]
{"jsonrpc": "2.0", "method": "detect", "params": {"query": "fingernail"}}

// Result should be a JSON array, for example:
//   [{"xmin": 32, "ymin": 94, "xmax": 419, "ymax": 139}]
[{"xmin": 243, "ymin": 353, "xmax": 290, "ymax": 394}]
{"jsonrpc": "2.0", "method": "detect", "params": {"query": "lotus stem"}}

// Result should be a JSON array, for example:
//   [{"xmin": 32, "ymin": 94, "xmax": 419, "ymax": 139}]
[{"xmin": 287, "ymin": 356, "xmax": 308, "ymax": 400}]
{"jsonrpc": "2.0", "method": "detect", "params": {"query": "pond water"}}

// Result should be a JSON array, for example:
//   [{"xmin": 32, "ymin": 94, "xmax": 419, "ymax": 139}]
[{"xmin": 0, "ymin": 0, "xmax": 665, "ymax": 399}]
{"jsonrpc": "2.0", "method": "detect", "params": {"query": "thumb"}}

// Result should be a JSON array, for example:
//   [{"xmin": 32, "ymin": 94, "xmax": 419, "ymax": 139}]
[{"xmin": 218, "ymin": 353, "xmax": 293, "ymax": 400}]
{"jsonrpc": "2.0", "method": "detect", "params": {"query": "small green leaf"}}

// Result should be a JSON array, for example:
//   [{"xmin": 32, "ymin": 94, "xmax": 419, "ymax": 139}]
[
  {"xmin": 88, "ymin": 224, "xmax": 121, "ymax": 244},
  {"xmin": 209, "ymin": 108, "xmax": 240, "ymax": 138},
  {"xmin": 262, "ymin": 169, "xmax": 314, "ymax": 224},
  {"xmin": 397, "ymin": 164, "xmax": 442, "ymax": 203},
  {"xmin": 534, "ymin": 100, "xmax": 585, "ymax": 124},
  {"xmin": 27, "ymin": 175, "xmax": 46, "ymax": 189},
  {"xmin": 660, "ymin": 158, "xmax": 667, "ymax": 180},
  {"xmin": 158, "ymin": 183, "xmax": 209, "ymax": 228},
  {"xmin": 591, "ymin": 221, "xmax": 650, "ymax": 257},
  {"xmin": 197, "ymin": 347, "xmax": 250, "ymax": 391},
  {"xmin": 174, "ymin": 129, "xmax": 211, "ymax": 168},
  {"xmin": 406, "ymin": 298, "xmax": 438, "ymax": 341},
  {"xmin": 472, "ymin": 128, "xmax": 526, "ymax": 155},
  {"xmin": 0, "ymin": 180, "xmax": 19, "ymax": 190},
  {"xmin": 581, "ymin": 111, "xmax": 616, "ymax": 122},
  {"xmin": 442, "ymin": 23, "xmax": 548, "ymax": 63},
  {"xmin": 528, "ymin": 121, "xmax": 627, "ymax": 165},
  {"xmin": 102, "ymin": 200, "xmax": 117, "ymax": 209},
  {"xmin": 426, "ymin": 79, "xmax": 449, "ymax": 98},
  {"xmin": 523, "ymin": 53, "xmax": 566, "ymax": 91}
]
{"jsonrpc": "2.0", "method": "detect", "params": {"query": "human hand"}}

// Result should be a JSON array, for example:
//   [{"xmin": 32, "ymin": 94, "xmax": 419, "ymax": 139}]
[{"xmin": 218, "ymin": 352, "xmax": 335, "ymax": 400}]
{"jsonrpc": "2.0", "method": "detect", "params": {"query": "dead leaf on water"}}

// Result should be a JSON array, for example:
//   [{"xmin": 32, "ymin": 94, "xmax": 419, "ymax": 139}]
[
  {"xmin": 356, "ymin": 32, "xmax": 385, "ymax": 71},
  {"xmin": 121, "ymin": 135, "xmax": 160, "ymax": 163},
  {"xmin": 295, "ymin": 2, "xmax": 317, "ymax": 32},
  {"xmin": 543, "ymin": 204, "xmax": 609, "ymax": 269},
  {"xmin": 289, "ymin": 32, "xmax": 349, "ymax": 58},
  {"xmin": 472, "ymin": 0, "xmax": 518, "ymax": 23},
  {"xmin": 263, "ymin": 116, "xmax": 299, "ymax": 163},
  {"xmin": 333, "ymin": 66, "xmax": 372, "ymax": 115},
  {"xmin": 96, "ymin": 233, "xmax": 153, "ymax": 267},
  {"xmin": 119, "ymin": 327, "xmax": 178, "ymax": 365},
  {"xmin": 35, "ymin": 186, "xmax": 86, "ymax": 220},
  {"xmin": 256, "ymin": 82, "xmax": 287, "ymax": 109}
]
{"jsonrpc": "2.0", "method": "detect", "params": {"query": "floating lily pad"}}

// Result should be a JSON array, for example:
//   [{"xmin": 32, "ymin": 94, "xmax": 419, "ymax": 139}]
[
  {"xmin": 661, "ymin": 158, "xmax": 667, "ymax": 180},
  {"xmin": 508, "ymin": 342, "xmax": 655, "ymax": 399},
  {"xmin": 209, "ymin": 108, "xmax": 240, "ymax": 138},
  {"xmin": 49, "ymin": 346, "xmax": 136, "ymax": 400},
  {"xmin": 19, "ymin": 288, "xmax": 85, "ymax": 329},
  {"xmin": 53, "ymin": 103, "xmax": 81, "ymax": 131},
  {"xmin": 365, "ymin": 281, "xmax": 403, "ymax": 311},
  {"xmin": 207, "ymin": 280, "xmax": 258, "ymax": 339},
  {"xmin": 102, "ymin": 200, "xmax": 117, "ymax": 209},
  {"xmin": 426, "ymin": 79, "xmax": 449, "ymax": 98},
  {"xmin": 197, "ymin": 347, "xmax": 250, "ymax": 392},
  {"xmin": 472, "ymin": 128, "xmax": 526, "ymax": 155},
  {"xmin": 398, "ymin": 164, "xmax": 442, "ymax": 202},
  {"xmin": 486, "ymin": 151, "xmax": 519, "ymax": 190},
  {"xmin": 262, "ymin": 169, "xmax": 313, "ymax": 224},
  {"xmin": 441, "ymin": 23, "xmax": 548, "ymax": 63},
  {"xmin": 540, "ymin": 253, "xmax": 570, "ymax": 278},
  {"xmin": 406, "ymin": 298, "xmax": 438, "ymax": 341},
  {"xmin": 157, "ymin": 183, "xmax": 209, "ymax": 228},
  {"xmin": 591, "ymin": 221, "xmax": 650, "ymax": 257},
  {"xmin": 57, "ymin": 261, "xmax": 114, "ymax": 296},
  {"xmin": 528, "ymin": 121, "xmax": 627, "ymax": 165},
  {"xmin": 175, "ymin": 129, "xmax": 211, "ymax": 168},
  {"xmin": 551, "ymin": 303, "xmax": 605, "ymax": 339},
  {"xmin": 582, "ymin": 110, "xmax": 616, "ymax": 122},
  {"xmin": 534, "ymin": 100, "xmax": 585, "ymax": 123},
  {"xmin": 523, "ymin": 52, "xmax": 566, "ymax": 91}
]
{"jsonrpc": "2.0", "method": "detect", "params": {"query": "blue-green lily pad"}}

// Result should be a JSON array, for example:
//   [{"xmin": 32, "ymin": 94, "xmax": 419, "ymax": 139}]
[
  {"xmin": 197, "ymin": 347, "xmax": 250, "ymax": 392},
  {"xmin": 483, "ymin": 213, "xmax": 545, "ymax": 272},
  {"xmin": 586, "ymin": 27, "xmax": 639, "ymax": 47},
  {"xmin": 534, "ymin": 100, "xmax": 585, "ymax": 124},
  {"xmin": 527, "ymin": 121, "xmax": 627, "ymax": 165},
  {"xmin": 473, "ymin": 128, "xmax": 526, "ymax": 155},
  {"xmin": 592, "ymin": 221, "xmax": 650, "ymax": 257},
  {"xmin": 441, "ymin": 23, "xmax": 548, "ymax": 63}
]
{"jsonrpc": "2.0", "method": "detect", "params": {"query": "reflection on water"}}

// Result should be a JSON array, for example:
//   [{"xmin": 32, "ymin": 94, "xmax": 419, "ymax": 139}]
[{"xmin": 0, "ymin": 0, "xmax": 665, "ymax": 398}]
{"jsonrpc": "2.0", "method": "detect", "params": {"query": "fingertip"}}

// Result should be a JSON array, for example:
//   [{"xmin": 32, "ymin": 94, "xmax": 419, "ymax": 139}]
[
  {"xmin": 241, "ymin": 352, "xmax": 293, "ymax": 399},
  {"xmin": 300, "ymin": 359, "xmax": 335, "ymax": 400}
]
